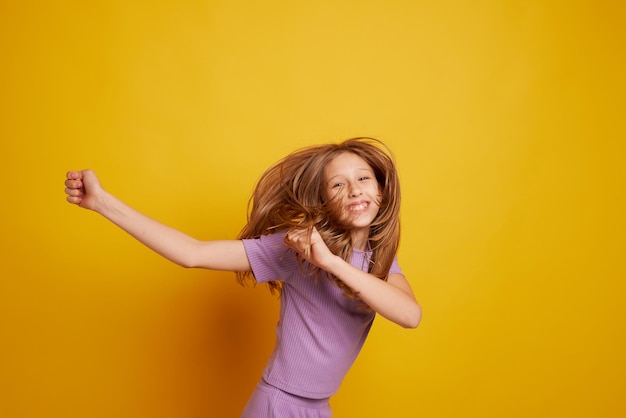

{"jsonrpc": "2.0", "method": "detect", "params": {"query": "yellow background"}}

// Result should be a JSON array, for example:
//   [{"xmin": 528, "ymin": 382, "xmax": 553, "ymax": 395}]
[{"xmin": 1, "ymin": 1, "xmax": 624, "ymax": 417}]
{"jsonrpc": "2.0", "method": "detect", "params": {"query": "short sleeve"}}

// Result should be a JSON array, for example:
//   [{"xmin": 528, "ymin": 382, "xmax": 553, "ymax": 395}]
[
  {"xmin": 389, "ymin": 256, "xmax": 404, "ymax": 276},
  {"xmin": 242, "ymin": 232, "xmax": 298, "ymax": 284}
]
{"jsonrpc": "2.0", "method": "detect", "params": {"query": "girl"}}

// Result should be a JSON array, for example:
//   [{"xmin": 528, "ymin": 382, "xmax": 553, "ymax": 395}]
[{"xmin": 64, "ymin": 137, "xmax": 421, "ymax": 417}]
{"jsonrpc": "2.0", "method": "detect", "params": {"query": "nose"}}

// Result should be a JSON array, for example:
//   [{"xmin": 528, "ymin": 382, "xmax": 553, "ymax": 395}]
[{"xmin": 348, "ymin": 182, "xmax": 362, "ymax": 198}]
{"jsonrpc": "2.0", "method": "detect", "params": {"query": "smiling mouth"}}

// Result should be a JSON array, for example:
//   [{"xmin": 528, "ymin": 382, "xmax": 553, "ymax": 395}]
[{"xmin": 348, "ymin": 202, "xmax": 369, "ymax": 212}]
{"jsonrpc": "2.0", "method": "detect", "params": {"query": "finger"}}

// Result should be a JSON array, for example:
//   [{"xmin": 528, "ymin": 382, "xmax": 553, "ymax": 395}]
[
  {"xmin": 66, "ymin": 195, "xmax": 82, "ymax": 204},
  {"xmin": 285, "ymin": 230, "xmax": 297, "ymax": 243},
  {"xmin": 286, "ymin": 231, "xmax": 297, "ymax": 243},
  {"xmin": 64, "ymin": 179, "xmax": 83, "ymax": 189},
  {"xmin": 65, "ymin": 187, "xmax": 83, "ymax": 197},
  {"xmin": 285, "ymin": 231, "xmax": 304, "ymax": 250},
  {"xmin": 287, "ymin": 234, "xmax": 305, "ymax": 248}
]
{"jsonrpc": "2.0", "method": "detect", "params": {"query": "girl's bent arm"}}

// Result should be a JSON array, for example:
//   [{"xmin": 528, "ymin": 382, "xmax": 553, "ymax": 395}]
[
  {"xmin": 284, "ymin": 228, "xmax": 421, "ymax": 328},
  {"xmin": 65, "ymin": 170, "xmax": 251, "ymax": 272},
  {"xmin": 328, "ymin": 259, "xmax": 422, "ymax": 329}
]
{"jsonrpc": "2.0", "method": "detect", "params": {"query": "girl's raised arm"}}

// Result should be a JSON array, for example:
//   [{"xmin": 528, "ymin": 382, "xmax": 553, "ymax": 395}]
[{"xmin": 64, "ymin": 170, "xmax": 251, "ymax": 272}]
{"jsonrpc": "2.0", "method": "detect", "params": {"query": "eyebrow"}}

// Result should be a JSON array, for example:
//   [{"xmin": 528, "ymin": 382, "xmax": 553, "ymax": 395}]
[{"xmin": 326, "ymin": 167, "xmax": 374, "ymax": 182}]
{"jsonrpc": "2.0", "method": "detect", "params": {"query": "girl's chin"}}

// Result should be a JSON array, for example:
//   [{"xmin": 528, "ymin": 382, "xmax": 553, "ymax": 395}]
[
  {"xmin": 333, "ymin": 211, "xmax": 377, "ymax": 231},
  {"xmin": 347, "ymin": 224, "xmax": 371, "ymax": 236},
  {"xmin": 346, "ymin": 213, "xmax": 376, "ymax": 226}
]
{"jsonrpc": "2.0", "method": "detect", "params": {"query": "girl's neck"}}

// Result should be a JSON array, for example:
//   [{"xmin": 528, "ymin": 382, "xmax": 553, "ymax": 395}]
[{"xmin": 351, "ymin": 229, "xmax": 370, "ymax": 251}]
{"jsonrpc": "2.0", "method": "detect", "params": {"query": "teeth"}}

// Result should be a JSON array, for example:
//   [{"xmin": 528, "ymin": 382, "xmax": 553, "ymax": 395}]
[{"xmin": 349, "ymin": 203, "xmax": 367, "ymax": 211}]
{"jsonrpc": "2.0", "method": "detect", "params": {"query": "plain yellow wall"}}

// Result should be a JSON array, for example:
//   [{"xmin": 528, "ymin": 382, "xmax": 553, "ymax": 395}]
[{"xmin": 1, "ymin": 1, "xmax": 624, "ymax": 417}]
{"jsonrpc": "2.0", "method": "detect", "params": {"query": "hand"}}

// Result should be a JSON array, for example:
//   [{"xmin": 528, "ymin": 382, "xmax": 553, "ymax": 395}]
[
  {"xmin": 64, "ymin": 169, "xmax": 105, "ymax": 211},
  {"xmin": 284, "ymin": 227, "xmax": 336, "ymax": 270}
]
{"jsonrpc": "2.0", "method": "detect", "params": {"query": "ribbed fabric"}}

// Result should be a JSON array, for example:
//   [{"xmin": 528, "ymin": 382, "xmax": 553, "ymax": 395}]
[
  {"xmin": 242, "ymin": 232, "xmax": 403, "ymax": 400},
  {"xmin": 241, "ymin": 379, "xmax": 332, "ymax": 418}
]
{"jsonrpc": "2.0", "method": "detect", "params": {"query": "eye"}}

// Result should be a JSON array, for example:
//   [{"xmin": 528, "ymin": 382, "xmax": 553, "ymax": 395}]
[
  {"xmin": 332, "ymin": 182, "xmax": 344, "ymax": 189},
  {"xmin": 358, "ymin": 176, "xmax": 370, "ymax": 181}
]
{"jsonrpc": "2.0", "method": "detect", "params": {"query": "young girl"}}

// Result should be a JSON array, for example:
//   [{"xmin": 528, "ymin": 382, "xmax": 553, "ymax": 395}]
[{"xmin": 64, "ymin": 137, "xmax": 421, "ymax": 417}]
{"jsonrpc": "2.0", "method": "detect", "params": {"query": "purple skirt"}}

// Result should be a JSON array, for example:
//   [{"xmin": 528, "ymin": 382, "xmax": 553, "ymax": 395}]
[{"xmin": 241, "ymin": 379, "xmax": 332, "ymax": 418}]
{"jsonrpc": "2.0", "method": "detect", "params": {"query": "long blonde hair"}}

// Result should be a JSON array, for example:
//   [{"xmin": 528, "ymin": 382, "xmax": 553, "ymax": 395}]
[{"xmin": 237, "ymin": 137, "xmax": 401, "ymax": 298}]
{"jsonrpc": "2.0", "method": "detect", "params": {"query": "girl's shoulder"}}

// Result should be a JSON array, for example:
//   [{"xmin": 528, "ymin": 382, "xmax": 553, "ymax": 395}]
[{"xmin": 241, "ymin": 231, "xmax": 298, "ymax": 284}]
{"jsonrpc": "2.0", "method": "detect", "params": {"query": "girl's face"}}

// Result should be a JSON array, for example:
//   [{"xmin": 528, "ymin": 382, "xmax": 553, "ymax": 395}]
[{"xmin": 323, "ymin": 152, "xmax": 381, "ymax": 241}]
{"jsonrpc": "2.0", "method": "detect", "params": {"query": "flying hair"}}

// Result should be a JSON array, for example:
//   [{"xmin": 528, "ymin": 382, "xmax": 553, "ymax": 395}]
[{"xmin": 236, "ymin": 137, "xmax": 401, "ymax": 299}]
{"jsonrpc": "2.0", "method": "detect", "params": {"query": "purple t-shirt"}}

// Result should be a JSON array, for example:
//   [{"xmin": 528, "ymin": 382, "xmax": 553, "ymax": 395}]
[{"xmin": 242, "ymin": 232, "xmax": 403, "ymax": 399}]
